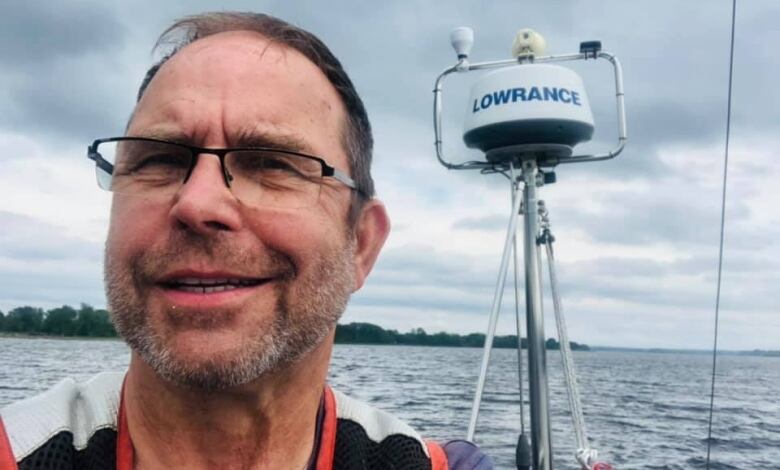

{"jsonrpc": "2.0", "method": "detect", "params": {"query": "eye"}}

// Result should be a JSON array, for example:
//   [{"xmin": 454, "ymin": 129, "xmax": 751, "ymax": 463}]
[
  {"xmin": 128, "ymin": 152, "xmax": 190, "ymax": 173},
  {"xmin": 110, "ymin": 141, "xmax": 192, "ymax": 188},
  {"xmin": 231, "ymin": 151, "xmax": 321, "ymax": 181},
  {"xmin": 260, "ymin": 154, "xmax": 299, "ymax": 173},
  {"xmin": 110, "ymin": 139, "xmax": 192, "ymax": 177}
]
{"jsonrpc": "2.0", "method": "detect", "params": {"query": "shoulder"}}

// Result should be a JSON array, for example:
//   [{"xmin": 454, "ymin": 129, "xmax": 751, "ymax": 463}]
[
  {"xmin": 0, "ymin": 372, "xmax": 124, "ymax": 463},
  {"xmin": 441, "ymin": 439, "xmax": 494, "ymax": 470},
  {"xmin": 331, "ymin": 388, "xmax": 424, "ymax": 445},
  {"xmin": 330, "ymin": 389, "xmax": 493, "ymax": 470}
]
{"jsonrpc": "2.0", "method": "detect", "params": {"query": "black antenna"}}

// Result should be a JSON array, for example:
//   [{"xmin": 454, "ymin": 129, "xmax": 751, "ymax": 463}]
[{"xmin": 705, "ymin": 0, "xmax": 737, "ymax": 467}]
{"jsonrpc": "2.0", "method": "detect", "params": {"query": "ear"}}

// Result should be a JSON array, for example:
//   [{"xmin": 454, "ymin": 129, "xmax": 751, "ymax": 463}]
[{"xmin": 351, "ymin": 199, "xmax": 390, "ymax": 291}]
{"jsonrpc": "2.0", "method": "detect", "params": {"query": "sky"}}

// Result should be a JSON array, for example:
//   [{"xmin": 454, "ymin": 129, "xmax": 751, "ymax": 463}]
[{"xmin": 1, "ymin": 0, "xmax": 778, "ymax": 350}]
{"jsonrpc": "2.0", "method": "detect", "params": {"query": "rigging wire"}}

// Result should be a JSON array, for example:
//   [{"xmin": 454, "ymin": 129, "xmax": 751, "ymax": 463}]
[
  {"xmin": 705, "ymin": 0, "xmax": 737, "ymax": 467},
  {"xmin": 540, "ymin": 208, "xmax": 597, "ymax": 468}
]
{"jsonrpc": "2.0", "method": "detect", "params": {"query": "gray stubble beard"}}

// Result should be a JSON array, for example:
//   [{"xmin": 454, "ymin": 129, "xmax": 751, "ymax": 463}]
[{"xmin": 105, "ymin": 233, "xmax": 356, "ymax": 391}]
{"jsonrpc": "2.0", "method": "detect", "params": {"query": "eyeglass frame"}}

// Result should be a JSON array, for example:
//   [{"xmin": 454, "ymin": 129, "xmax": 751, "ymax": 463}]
[{"xmin": 87, "ymin": 136, "xmax": 362, "ymax": 197}]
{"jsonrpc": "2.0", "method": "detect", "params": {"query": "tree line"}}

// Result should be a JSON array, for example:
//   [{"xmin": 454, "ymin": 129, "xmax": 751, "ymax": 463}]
[
  {"xmin": 334, "ymin": 322, "xmax": 589, "ymax": 350},
  {"xmin": 0, "ymin": 305, "xmax": 116, "ymax": 337},
  {"xmin": 0, "ymin": 305, "xmax": 589, "ymax": 350}
]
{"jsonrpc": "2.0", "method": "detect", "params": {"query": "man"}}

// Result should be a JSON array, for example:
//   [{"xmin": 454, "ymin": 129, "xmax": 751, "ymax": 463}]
[{"xmin": 0, "ymin": 12, "xmax": 492, "ymax": 470}]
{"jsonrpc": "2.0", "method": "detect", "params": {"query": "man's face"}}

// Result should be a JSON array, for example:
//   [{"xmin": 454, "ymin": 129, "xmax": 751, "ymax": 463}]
[{"xmin": 105, "ymin": 31, "xmax": 358, "ymax": 389}]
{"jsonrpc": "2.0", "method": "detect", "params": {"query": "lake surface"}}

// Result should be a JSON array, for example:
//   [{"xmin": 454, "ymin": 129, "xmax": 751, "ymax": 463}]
[{"xmin": 1, "ymin": 337, "xmax": 778, "ymax": 468}]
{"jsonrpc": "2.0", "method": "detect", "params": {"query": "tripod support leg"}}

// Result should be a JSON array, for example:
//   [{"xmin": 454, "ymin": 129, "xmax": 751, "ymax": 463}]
[{"xmin": 467, "ymin": 164, "xmax": 524, "ymax": 441}]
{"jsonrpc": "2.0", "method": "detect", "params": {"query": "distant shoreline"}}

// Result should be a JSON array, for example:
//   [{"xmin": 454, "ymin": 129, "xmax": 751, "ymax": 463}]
[
  {"xmin": 0, "ymin": 306, "xmax": 588, "ymax": 351},
  {"xmin": 0, "ymin": 330, "xmax": 585, "ymax": 351},
  {"xmin": 0, "ymin": 332, "xmax": 122, "ymax": 342},
  {"xmin": 3, "ymin": 305, "xmax": 777, "ymax": 355},
  {"xmin": 590, "ymin": 345, "xmax": 780, "ymax": 357},
  {"xmin": 2, "ymin": 333, "xmax": 778, "ymax": 357}
]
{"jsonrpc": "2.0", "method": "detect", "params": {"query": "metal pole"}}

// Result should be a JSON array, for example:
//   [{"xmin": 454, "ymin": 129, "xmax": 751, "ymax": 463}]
[
  {"xmin": 512, "ymin": 182, "xmax": 526, "ymax": 435},
  {"xmin": 522, "ymin": 159, "xmax": 553, "ymax": 470},
  {"xmin": 467, "ymin": 163, "xmax": 524, "ymax": 441}
]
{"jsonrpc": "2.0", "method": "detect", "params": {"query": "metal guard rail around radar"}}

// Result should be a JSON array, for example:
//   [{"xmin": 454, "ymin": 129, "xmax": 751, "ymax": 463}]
[{"xmin": 433, "ymin": 51, "xmax": 626, "ymax": 170}]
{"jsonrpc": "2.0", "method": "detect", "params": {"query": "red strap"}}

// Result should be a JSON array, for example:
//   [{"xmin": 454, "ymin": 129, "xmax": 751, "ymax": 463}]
[
  {"xmin": 425, "ymin": 440, "xmax": 449, "ymax": 470},
  {"xmin": 0, "ymin": 418, "xmax": 18, "ymax": 470},
  {"xmin": 115, "ymin": 378, "xmax": 133, "ymax": 470},
  {"xmin": 314, "ymin": 386, "xmax": 337, "ymax": 470}
]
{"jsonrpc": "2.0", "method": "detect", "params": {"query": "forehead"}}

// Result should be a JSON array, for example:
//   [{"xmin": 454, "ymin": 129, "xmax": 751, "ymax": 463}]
[{"xmin": 128, "ymin": 31, "xmax": 346, "ymax": 160}]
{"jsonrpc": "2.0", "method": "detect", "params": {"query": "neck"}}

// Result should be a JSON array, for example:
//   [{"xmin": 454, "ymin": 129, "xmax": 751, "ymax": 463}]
[{"xmin": 123, "ymin": 337, "xmax": 333, "ymax": 470}]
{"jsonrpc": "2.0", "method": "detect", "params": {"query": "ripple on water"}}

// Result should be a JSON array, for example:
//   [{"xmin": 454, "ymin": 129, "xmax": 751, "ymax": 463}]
[{"xmin": 2, "ymin": 340, "xmax": 779, "ymax": 468}]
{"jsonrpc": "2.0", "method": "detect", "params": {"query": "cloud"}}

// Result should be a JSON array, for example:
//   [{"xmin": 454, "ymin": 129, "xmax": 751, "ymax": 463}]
[
  {"xmin": 0, "ymin": 3, "xmax": 135, "ymax": 143},
  {"xmin": 0, "ymin": 211, "xmax": 101, "ymax": 262},
  {"xmin": 451, "ymin": 214, "xmax": 507, "ymax": 231},
  {"xmin": 0, "ymin": 3, "xmax": 126, "ymax": 64},
  {"xmin": 0, "ymin": 212, "xmax": 105, "ymax": 313},
  {"xmin": 1, "ymin": 0, "xmax": 777, "ymax": 350}
]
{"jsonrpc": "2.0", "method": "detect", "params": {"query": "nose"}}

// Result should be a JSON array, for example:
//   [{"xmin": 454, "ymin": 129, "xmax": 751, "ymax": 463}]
[{"xmin": 169, "ymin": 153, "xmax": 242, "ymax": 235}]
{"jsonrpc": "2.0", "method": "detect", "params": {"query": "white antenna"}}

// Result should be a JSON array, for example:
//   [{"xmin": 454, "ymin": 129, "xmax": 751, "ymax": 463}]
[
  {"xmin": 450, "ymin": 27, "xmax": 474, "ymax": 60},
  {"xmin": 511, "ymin": 28, "xmax": 547, "ymax": 58}
]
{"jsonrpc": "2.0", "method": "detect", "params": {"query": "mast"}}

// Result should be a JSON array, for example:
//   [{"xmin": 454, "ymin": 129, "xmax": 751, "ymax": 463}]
[
  {"xmin": 522, "ymin": 159, "xmax": 552, "ymax": 469},
  {"xmin": 432, "ymin": 27, "xmax": 626, "ymax": 469}
]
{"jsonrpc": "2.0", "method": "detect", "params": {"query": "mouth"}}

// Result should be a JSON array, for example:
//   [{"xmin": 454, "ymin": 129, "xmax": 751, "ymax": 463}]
[
  {"xmin": 152, "ymin": 266, "xmax": 288, "ymax": 309},
  {"xmin": 161, "ymin": 277, "xmax": 270, "ymax": 294}
]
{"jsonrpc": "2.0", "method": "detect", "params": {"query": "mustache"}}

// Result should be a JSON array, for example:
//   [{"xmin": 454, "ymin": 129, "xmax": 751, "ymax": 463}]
[{"xmin": 127, "ymin": 229, "xmax": 296, "ymax": 285}]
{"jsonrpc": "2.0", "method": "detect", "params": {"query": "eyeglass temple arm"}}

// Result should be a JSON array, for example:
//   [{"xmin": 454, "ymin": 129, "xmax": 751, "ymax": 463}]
[
  {"xmin": 88, "ymin": 146, "xmax": 115, "ymax": 175},
  {"xmin": 323, "ymin": 165, "xmax": 359, "ymax": 192}
]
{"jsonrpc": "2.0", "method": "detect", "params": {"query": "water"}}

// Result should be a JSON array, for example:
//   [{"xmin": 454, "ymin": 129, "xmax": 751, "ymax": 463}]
[{"xmin": 1, "ymin": 338, "xmax": 778, "ymax": 469}]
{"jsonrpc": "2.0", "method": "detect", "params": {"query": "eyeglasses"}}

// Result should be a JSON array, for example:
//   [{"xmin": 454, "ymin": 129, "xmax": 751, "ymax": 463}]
[{"xmin": 87, "ymin": 137, "xmax": 360, "ymax": 209}]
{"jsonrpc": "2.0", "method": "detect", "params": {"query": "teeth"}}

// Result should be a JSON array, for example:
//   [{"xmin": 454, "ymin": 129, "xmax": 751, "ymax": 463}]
[
  {"xmin": 167, "ymin": 277, "xmax": 265, "ymax": 292},
  {"xmin": 176, "ymin": 284, "xmax": 239, "ymax": 293},
  {"xmin": 204, "ymin": 285, "xmax": 233, "ymax": 293},
  {"xmin": 174, "ymin": 278, "xmax": 261, "ymax": 286},
  {"xmin": 177, "ymin": 278, "xmax": 232, "ymax": 286}
]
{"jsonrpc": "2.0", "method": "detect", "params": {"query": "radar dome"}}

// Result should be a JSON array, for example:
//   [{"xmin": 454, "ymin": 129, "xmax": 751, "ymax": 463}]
[{"xmin": 463, "ymin": 64, "xmax": 595, "ymax": 152}]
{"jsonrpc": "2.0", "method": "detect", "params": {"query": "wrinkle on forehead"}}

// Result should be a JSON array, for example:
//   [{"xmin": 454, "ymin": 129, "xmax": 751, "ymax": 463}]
[
  {"xmin": 127, "ymin": 31, "xmax": 284, "ymax": 130},
  {"xmin": 183, "ymin": 30, "xmax": 291, "ymax": 67}
]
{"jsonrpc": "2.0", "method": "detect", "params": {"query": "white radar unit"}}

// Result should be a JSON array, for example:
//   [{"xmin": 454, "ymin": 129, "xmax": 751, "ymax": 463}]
[
  {"xmin": 434, "ymin": 27, "xmax": 626, "ymax": 167},
  {"xmin": 463, "ymin": 63, "xmax": 595, "ymax": 154}
]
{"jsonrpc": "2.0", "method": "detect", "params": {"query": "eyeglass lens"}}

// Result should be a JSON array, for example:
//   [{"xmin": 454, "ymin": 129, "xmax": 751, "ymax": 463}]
[{"xmin": 95, "ymin": 140, "xmax": 324, "ymax": 209}]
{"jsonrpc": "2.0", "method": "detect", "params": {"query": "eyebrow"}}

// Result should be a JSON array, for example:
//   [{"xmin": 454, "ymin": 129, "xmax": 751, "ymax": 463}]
[
  {"xmin": 132, "ymin": 128, "xmax": 191, "ymax": 145},
  {"xmin": 233, "ymin": 128, "xmax": 315, "ymax": 155},
  {"xmin": 131, "ymin": 128, "xmax": 317, "ymax": 156}
]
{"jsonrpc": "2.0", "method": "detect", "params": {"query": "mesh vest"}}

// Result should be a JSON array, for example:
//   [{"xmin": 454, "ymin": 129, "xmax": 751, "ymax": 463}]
[{"xmin": 0, "ymin": 373, "xmax": 488, "ymax": 469}]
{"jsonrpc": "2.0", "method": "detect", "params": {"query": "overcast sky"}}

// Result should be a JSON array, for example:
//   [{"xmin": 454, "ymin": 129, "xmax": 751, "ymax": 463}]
[{"xmin": 1, "ymin": 0, "xmax": 778, "ymax": 349}]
